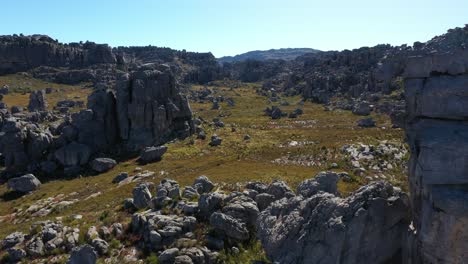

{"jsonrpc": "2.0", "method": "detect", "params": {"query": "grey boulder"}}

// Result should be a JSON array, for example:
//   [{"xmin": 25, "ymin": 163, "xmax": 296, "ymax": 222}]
[
  {"xmin": 91, "ymin": 158, "xmax": 117, "ymax": 173},
  {"xmin": 7, "ymin": 174, "xmax": 41, "ymax": 193},
  {"xmin": 139, "ymin": 145, "xmax": 168, "ymax": 163},
  {"xmin": 67, "ymin": 244, "xmax": 97, "ymax": 264}
]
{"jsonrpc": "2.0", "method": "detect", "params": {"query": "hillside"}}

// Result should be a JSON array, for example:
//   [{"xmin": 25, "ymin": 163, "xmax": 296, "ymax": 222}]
[{"xmin": 218, "ymin": 48, "xmax": 321, "ymax": 63}]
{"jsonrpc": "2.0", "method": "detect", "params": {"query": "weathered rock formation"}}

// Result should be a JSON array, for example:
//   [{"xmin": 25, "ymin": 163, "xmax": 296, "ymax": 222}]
[
  {"xmin": 0, "ymin": 35, "xmax": 116, "ymax": 75},
  {"xmin": 257, "ymin": 180, "xmax": 409, "ymax": 264},
  {"xmin": 404, "ymin": 48, "xmax": 468, "ymax": 263},
  {"xmin": 0, "ymin": 64, "xmax": 193, "ymax": 178},
  {"xmin": 116, "ymin": 64, "xmax": 193, "ymax": 151}
]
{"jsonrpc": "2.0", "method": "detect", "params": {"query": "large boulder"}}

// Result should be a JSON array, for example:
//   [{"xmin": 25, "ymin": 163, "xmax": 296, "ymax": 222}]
[
  {"xmin": 7, "ymin": 174, "xmax": 41, "ymax": 193},
  {"xmin": 257, "ymin": 181, "xmax": 409, "ymax": 264},
  {"xmin": 67, "ymin": 244, "xmax": 97, "ymax": 264},
  {"xmin": 132, "ymin": 183, "xmax": 153, "ymax": 209},
  {"xmin": 90, "ymin": 158, "xmax": 117, "ymax": 173},
  {"xmin": 139, "ymin": 145, "xmax": 168, "ymax": 163}
]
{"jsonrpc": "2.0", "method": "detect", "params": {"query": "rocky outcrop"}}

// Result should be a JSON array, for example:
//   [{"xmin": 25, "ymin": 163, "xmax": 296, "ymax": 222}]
[
  {"xmin": 257, "ymin": 180, "xmax": 409, "ymax": 264},
  {"xmin": 0, "ymin": 35, "xmax": 116, "ymax": 75},
  {"xmin": 0, "ymin": 64, "xmax": 193, "ymax": 178},
  {"xmin": 404, "ymin": 47, "xmax": 468, "ymax": 263},
  {"xmin": 116, "ymin": 64, "xmax": 193, "ymax": 151}
]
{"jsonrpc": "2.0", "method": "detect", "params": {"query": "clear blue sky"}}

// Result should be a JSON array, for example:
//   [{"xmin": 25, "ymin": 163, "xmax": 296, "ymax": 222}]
[{"xmin": 1, "ymin": 0, "xmax": 466, "ymax": 57}]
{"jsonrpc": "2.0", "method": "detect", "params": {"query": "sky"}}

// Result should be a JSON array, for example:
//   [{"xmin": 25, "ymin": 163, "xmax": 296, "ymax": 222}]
[{"xmin": 1, "ymin": 0, "xmax": 467, "ymax": 57}]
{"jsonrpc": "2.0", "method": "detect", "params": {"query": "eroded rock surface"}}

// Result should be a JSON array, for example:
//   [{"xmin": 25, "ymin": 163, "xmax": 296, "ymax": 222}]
[
  {"xmin": 257, "ymin": 181, "xmax": 409, "ymax": 264},
  {"xmin": 404, "ymin": 46, "xmax": 468, "ymax": 263}
]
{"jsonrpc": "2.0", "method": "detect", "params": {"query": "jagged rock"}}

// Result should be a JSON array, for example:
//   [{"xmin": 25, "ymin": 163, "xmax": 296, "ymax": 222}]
[
  {"xmin": 91, "ymin": 238, "xmax": 109, "ymax": 255},
  {"xmin": 28, "ymin": 90, "xmax": 48, "ymax": 111},
  {"xmin": 223, "ymin": 193, "xmax": 259, "ymax": 226},
  {"xmin": 210, "ymin": 212, "xmax": 249, "ymax": 241},
  {"xmin": 139, "ymin": 145, "xmax": 168, "ymax": 163},
  {"xmin": 267, "ymin": 180, "xmax": 294, "ymax": 200},
  {"xmin": 90, "ymin": 157, "xmax": 116, "ymax": 173},
  {"xmin": 157, "ymin": 179, "xmax": 180, "ymax": 199},
  {"xmin": 67, "ymin": 244, "xmax": 98, "ymax": 264},
  {"xmin": 357, "ymin": 117, "xmax": 376, "ymax": 127},
  {"xmin": 7, "ymin": 174, "xmax": 41, "ymax": 193},
  {"xmin": 182, "ymin": 186, "xmax": 199, "ymax": 200},
  {"xmin": 1, "ymin": 232, "xmax": 25, "ymax": 249},
  {"xmin": 111, "ymin": 223, "xmax": 123, "ymax": 238},
  {"xmin": 255, "ymin": 193, "xmax": 276, "ymax": 211},
  {"xmin": 193, "ymin": 175, "xmax": 214, "ymax": 194},
  {"xmin": 159, "ymin": 248, "xmax": 179, "ymax": 263},
  {"xmin": 257, "ymin": 181, "xmax": 409, "ymax": 264},
  {"xmin": 132, "ymin": 183, "xmax": 153, "ymax": 209},
  {"xmin": 296, "ymin": 171, "xmax": 340, "ymax": 197},
  {"xmin": 25, "ymin": 237, "xmax": 44, "ymax": 257},
  {"xmin": 198, "ymin": 192, "xmax": 224, "ymax": 217},
  {"xmin": 245, "ymin": 181, "xmax": 269, "ymax": 193}
]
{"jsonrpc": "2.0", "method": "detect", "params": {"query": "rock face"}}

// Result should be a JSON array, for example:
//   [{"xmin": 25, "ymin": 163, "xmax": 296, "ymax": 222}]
[
  {"xmin": 7, "ymin": 174, "xmax": 41, "ymax": 193},
  {"xmin": 257, "ymin": 178, "xmax": 409, "ymax": 264},
  {"xmin": 404, "ymin": 48, "xmax": 468, "ymax": 263},
  {"xmin": 116, "ymin": 65, "xmax": 193, "ymax": 151}
]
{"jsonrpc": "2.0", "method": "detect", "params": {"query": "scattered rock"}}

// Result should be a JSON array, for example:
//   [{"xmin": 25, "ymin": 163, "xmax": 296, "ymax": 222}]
[{"xmin": 209, "ymin": 135, "xmax": 222, "ymax": 146}]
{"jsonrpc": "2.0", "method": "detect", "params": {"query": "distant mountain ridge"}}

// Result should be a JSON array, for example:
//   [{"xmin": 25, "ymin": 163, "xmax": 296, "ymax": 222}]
[{"xmin": 218, "ymin": 48, "xmax": 321, "ymax": 63}]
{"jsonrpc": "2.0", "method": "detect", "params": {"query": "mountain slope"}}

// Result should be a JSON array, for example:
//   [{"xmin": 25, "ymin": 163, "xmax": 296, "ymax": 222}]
[{"xmin": 218, "ymin": 48, "xmax": 321, "ymax": 63}]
